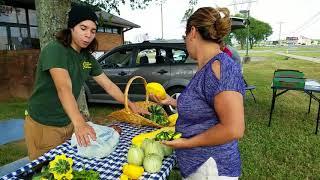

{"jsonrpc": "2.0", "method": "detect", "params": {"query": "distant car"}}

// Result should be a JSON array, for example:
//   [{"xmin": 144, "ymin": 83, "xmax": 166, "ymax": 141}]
[{"xmin": 85, "ymin": 17, "xmax": 246, "ymax": 113}]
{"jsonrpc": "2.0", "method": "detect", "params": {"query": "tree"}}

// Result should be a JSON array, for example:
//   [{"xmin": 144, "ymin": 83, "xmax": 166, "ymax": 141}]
[
  {"xmin": 35, "ymin": 0, "xmax": 163, "ymax": 119},
  {"xmin": 232, "ymin": 29, "xmax": 247, "ymax": 49},
  {"xmin": 35, "ymin": 0, "xmax": 71, "ymax": 48},
  {"xmin": 248, "ymin": 18, "xmax": 272, "ymax": 48},
  {"xmin": 232, "ymin": 14, "xmax": 272, "ymax": 49},
  {"xmin": 181, "ymin": 0, "xmax": 198, "ymax": 22}
]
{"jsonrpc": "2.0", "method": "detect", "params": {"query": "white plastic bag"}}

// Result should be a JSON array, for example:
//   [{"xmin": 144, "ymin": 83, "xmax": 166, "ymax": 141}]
[{"xmin": 71, "ymin": 122, "xmax": 120, "ymax": 158}]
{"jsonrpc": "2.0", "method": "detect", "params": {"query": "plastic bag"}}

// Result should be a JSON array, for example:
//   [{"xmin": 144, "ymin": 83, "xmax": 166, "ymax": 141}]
[{"xmin": 71, "ymin": 122, "xmax": 120, "ymax": 158}]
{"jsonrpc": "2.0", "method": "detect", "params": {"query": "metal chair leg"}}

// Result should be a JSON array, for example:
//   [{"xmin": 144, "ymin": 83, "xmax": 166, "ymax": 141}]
[
  {"xmin": 249, "ymin": 90, "xmax": 256, "ymax": 103},
  {"xmin": 308, "ymin": 92, "xmax": 312, "ymax": 114},
  {"xmin": 269, "ymin": 89, "xmax": 277, "ymax": 127},
  {"xmin": 315, "ymin": 103, "xmax": 320, "ymax": 135}
]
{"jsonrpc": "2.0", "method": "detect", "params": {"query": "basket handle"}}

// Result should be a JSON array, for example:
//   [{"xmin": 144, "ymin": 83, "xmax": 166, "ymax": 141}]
[{"xmin": 124, "ymin": 76, "xmax": 149, "ymax": 111}]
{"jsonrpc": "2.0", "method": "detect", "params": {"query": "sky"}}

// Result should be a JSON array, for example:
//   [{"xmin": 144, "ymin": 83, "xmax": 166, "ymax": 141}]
[{"xmin": 116, "ymin": 0, "xmax": 320, "ymax": 43}]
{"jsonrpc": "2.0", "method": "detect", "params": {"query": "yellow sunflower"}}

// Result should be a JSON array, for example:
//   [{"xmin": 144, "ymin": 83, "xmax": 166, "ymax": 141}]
[{"xmin": 49, "ymin": 154, "xmax": 73, "ymax": 180}]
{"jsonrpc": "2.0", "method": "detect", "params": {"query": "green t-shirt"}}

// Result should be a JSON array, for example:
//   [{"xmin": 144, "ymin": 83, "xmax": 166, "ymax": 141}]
[{"xmin": 28, "ymin": 40, "xmax": 102, "ymax": 127}]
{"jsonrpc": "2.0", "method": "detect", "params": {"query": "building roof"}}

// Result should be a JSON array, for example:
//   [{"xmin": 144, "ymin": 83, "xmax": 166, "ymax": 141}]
[
  {"xmin": 4, "ymin": 0, "xmax": 35, "ymax": 8},
  {"xmin": 96, "ymin": 11, "xmax": 140, "ymax": 28},
  {"xmin": 4, "ymin": 0, "xmax": 140, "ymax": 29}
]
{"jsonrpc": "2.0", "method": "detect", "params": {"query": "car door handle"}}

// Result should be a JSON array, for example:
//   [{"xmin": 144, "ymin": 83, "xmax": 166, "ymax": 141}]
[
  {"xmin": 118, "ymin": 71, "xmax": 127, "ymax": 76},
  {"xmin": 157, "ymin": 69, "xmax": 168, "ymax": 74}
]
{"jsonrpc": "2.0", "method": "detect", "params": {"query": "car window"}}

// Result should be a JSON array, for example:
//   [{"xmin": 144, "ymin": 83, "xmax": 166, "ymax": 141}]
[
  {"xmin": 100, "ymin": 49, "xmax": 132, "ymax": 68},
  {"xmin": 168, "ymin": 48, "xmax": 193, "ymax": 64},
  {"xmin": 137, "ymin": 48, "xmax": 158, "ymax": 65},
  {"xmin": 172, "ymin": 49, "xmax": 186, "ymax": 61}
]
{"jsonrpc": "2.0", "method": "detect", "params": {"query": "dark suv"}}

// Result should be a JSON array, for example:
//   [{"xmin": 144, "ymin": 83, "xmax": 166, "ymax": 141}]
[
  {"xmin": 85, "ymin": 17, "xmax": 246, "ymax": 112},
  {"xmin": 85, "ymin": 41, "xmax": 193, "ymax": 104}
]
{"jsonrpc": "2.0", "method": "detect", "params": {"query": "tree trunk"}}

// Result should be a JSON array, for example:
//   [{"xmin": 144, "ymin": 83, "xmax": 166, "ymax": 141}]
[
  {"xmin": 35, "ymin": 0, "xmax": 91, "ymax": 120},
  {"xmin": 35, "ymin": 0, "xmax": 71, "ymax": 48},
  {"xmin": 240, "ymin": 42, "xmax": 244, "ymax": 49},
  {"xmin": 250, "ymin": 39, "xmax": 254, "ymax": 49},
  {"xmin": 77, "ymin": 87, "xmax": 91, "ymax": 121}
]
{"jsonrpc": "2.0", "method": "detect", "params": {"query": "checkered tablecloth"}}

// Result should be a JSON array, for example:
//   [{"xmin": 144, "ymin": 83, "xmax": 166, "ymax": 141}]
[{"xmin": 1, "ymin": 123, "xmax": 176, "ymax": 180}]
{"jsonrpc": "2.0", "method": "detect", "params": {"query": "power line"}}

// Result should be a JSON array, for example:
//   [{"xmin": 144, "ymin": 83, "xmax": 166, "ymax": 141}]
[
  {"xmin": 227, "ymin": 0, "xmax": 256, "ymax": 7},
  {"xmin": 291, "ymin": 11, "xmax": 320, "ymax": 34},
  {"xmin": 227, "ymin": 0, "xmax": 256, "ymax": 15},
  {"xmin": 295, "ymin": 15, "xmax": 320, "ymax": 34},
  {"xmin": 232, "ymin": 0, "xmax": 238, "ymax": 12}
]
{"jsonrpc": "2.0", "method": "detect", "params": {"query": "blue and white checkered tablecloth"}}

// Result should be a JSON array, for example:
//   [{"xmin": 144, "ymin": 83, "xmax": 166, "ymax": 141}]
[{"xmin": 1, "ymin": 123, "xmax": 176, "ymax": 180}]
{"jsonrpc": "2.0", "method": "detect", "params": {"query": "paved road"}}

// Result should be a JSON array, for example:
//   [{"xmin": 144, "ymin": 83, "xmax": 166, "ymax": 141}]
[{"xmin": 276, "ymin": 52, "xmax": 320, "ymax": 63}]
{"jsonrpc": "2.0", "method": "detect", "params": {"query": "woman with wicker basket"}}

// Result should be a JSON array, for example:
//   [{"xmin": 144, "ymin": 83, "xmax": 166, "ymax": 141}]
[{"xmin": 151, "ymin": 7, "xmax": 245, "ymax": 180}]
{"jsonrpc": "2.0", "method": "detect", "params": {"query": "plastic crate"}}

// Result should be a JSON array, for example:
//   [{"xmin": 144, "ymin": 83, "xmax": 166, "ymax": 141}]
[
  {"xmin": 273, "ymin": 77, "xmax": 305, "ymax": 89},
  {"xmin": 274, "ymin": 69, "xmax": 304, "ymax": 78}
]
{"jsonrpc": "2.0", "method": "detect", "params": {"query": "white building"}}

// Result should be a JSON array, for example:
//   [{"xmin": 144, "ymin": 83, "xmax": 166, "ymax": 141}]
[{"xmin": 297, "ymin": 36, "xmax": 312, "ymax": 45}]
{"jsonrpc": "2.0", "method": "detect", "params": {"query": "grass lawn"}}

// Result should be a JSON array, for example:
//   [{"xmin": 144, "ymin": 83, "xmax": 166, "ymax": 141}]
[
  {"xmin": 239, "ymin": 46, "xmax": 320, "ymax": 62},
  {"xmin": 244, "ymin": 46, "xmax": 320, "ymax": 52},
  {"xmin": 1, "ymin": 55, "xmax": 320, "ymax": 178},
  {"xmin": 0, "ymin": 140, "xmax": 27, "ymax": 167},
  {"xmin": 0, "ymin": 98, "xmax": 27, "ymax": 121},
  {"xmin": 241, "ymin": 57, "xmax": 320, "ymax": 179}
]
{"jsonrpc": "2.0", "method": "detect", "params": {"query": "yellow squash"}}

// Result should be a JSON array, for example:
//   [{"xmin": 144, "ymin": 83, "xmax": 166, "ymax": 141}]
[
  {"xmin": 132, "ymin": 127, "xmax": 175, "ymax": 147},
  {"xmin": 168, "ymin": 113, "xmax": 178, "ymax": 126},
  {"xmin": 146, "ymin": 82, "xmax": 166, "ymax": 100},
  {"xmin": 119, "ymin": 173, "xmax": 129, "ymax": 180},
  {"xmin": 122, "ymin": 164, "xmax": 144, "ymax": 179}
]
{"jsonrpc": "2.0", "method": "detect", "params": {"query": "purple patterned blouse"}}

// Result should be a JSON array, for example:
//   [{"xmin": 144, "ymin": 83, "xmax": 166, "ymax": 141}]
[{"xmin": 175, "ymin": 52, "xmax": 245, "ymax": 178}]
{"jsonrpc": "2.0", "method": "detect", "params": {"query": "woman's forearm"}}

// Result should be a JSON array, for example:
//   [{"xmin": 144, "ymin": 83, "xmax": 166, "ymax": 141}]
[{"xmin": 186, "ymin": 123, "xmax": 244, "ymax": 148}]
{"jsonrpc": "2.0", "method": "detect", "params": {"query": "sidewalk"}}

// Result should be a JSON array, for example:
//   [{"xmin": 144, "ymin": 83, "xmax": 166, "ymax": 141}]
[
  {"xmin": 0, "ymin": 157, "xmax": 29, "ymax": 177},
  {"xmin": 0, "ymin": 119, "xmax": 24, "ymax": 145},
  {"xmin": 276, "ymin": 52, "xmax": 320, "ymax": 63}
]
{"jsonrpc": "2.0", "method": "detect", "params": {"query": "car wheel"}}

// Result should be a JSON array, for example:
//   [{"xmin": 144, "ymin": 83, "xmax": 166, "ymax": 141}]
[{"xmin": 164, "ymin": 87, "xmax": 185, "ymax": 115}]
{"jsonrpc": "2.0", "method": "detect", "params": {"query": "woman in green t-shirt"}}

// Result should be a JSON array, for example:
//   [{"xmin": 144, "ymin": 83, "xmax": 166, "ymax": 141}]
[{"xmin": 25, "ymin": 5, "xmax": 147, "ymax": 160}]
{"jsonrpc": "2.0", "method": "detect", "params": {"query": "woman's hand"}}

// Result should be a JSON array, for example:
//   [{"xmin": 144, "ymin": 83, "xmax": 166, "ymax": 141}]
[
  {"xmin": 74, "ymin": 121, "xmax": 96, "ymax": 147},
  {"xmin": 161, "ymin": 138, "xmax": 190, "ymax": 149},
  {"xmin": 128, "ymin": 101, "xmax": 150, "ymax": 115},
  {"xmin": 149, "ymin": 94, "xmax": 177, "ymax": 107}
]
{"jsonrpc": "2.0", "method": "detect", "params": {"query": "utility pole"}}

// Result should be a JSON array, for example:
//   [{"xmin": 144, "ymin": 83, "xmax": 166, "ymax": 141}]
[
  {"xmin": 240, "ymin": 9, "xmax": 250, "ymax": 62},
  {"xmin": 235, "ymin": 0, "xmax": 256, "ymax": 64},
  {"xmin": 246, "ymin": 10, "xmax": 250, "ymax": 57},
  {"xmin": 157, "ymin": 0, "xmax": 166, "ymax": 40},
  {"xmin": 160, "ymin": 3, "xmax": 163, "ymax": 39},
  {"xmin": 278, "ymin": 22, "xmax": 285, "ymax": 46}
]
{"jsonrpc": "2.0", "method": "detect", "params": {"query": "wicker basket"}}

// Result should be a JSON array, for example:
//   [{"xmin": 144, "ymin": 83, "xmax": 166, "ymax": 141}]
[{"xmin": 106, "ymin": 76, "xmax": 167, "ymax": 128}]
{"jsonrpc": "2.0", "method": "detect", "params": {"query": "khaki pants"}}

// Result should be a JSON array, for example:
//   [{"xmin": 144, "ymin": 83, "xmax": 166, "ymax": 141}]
[{"xmin": 24, "ymin": 115, "xmax": 74, "ymax": 160}]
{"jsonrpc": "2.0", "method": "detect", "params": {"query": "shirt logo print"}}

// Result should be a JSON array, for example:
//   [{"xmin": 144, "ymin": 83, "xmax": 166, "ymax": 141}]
[{"xmin": 82, "ymin": 61, "xmax": 92, "ymax": 69}]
